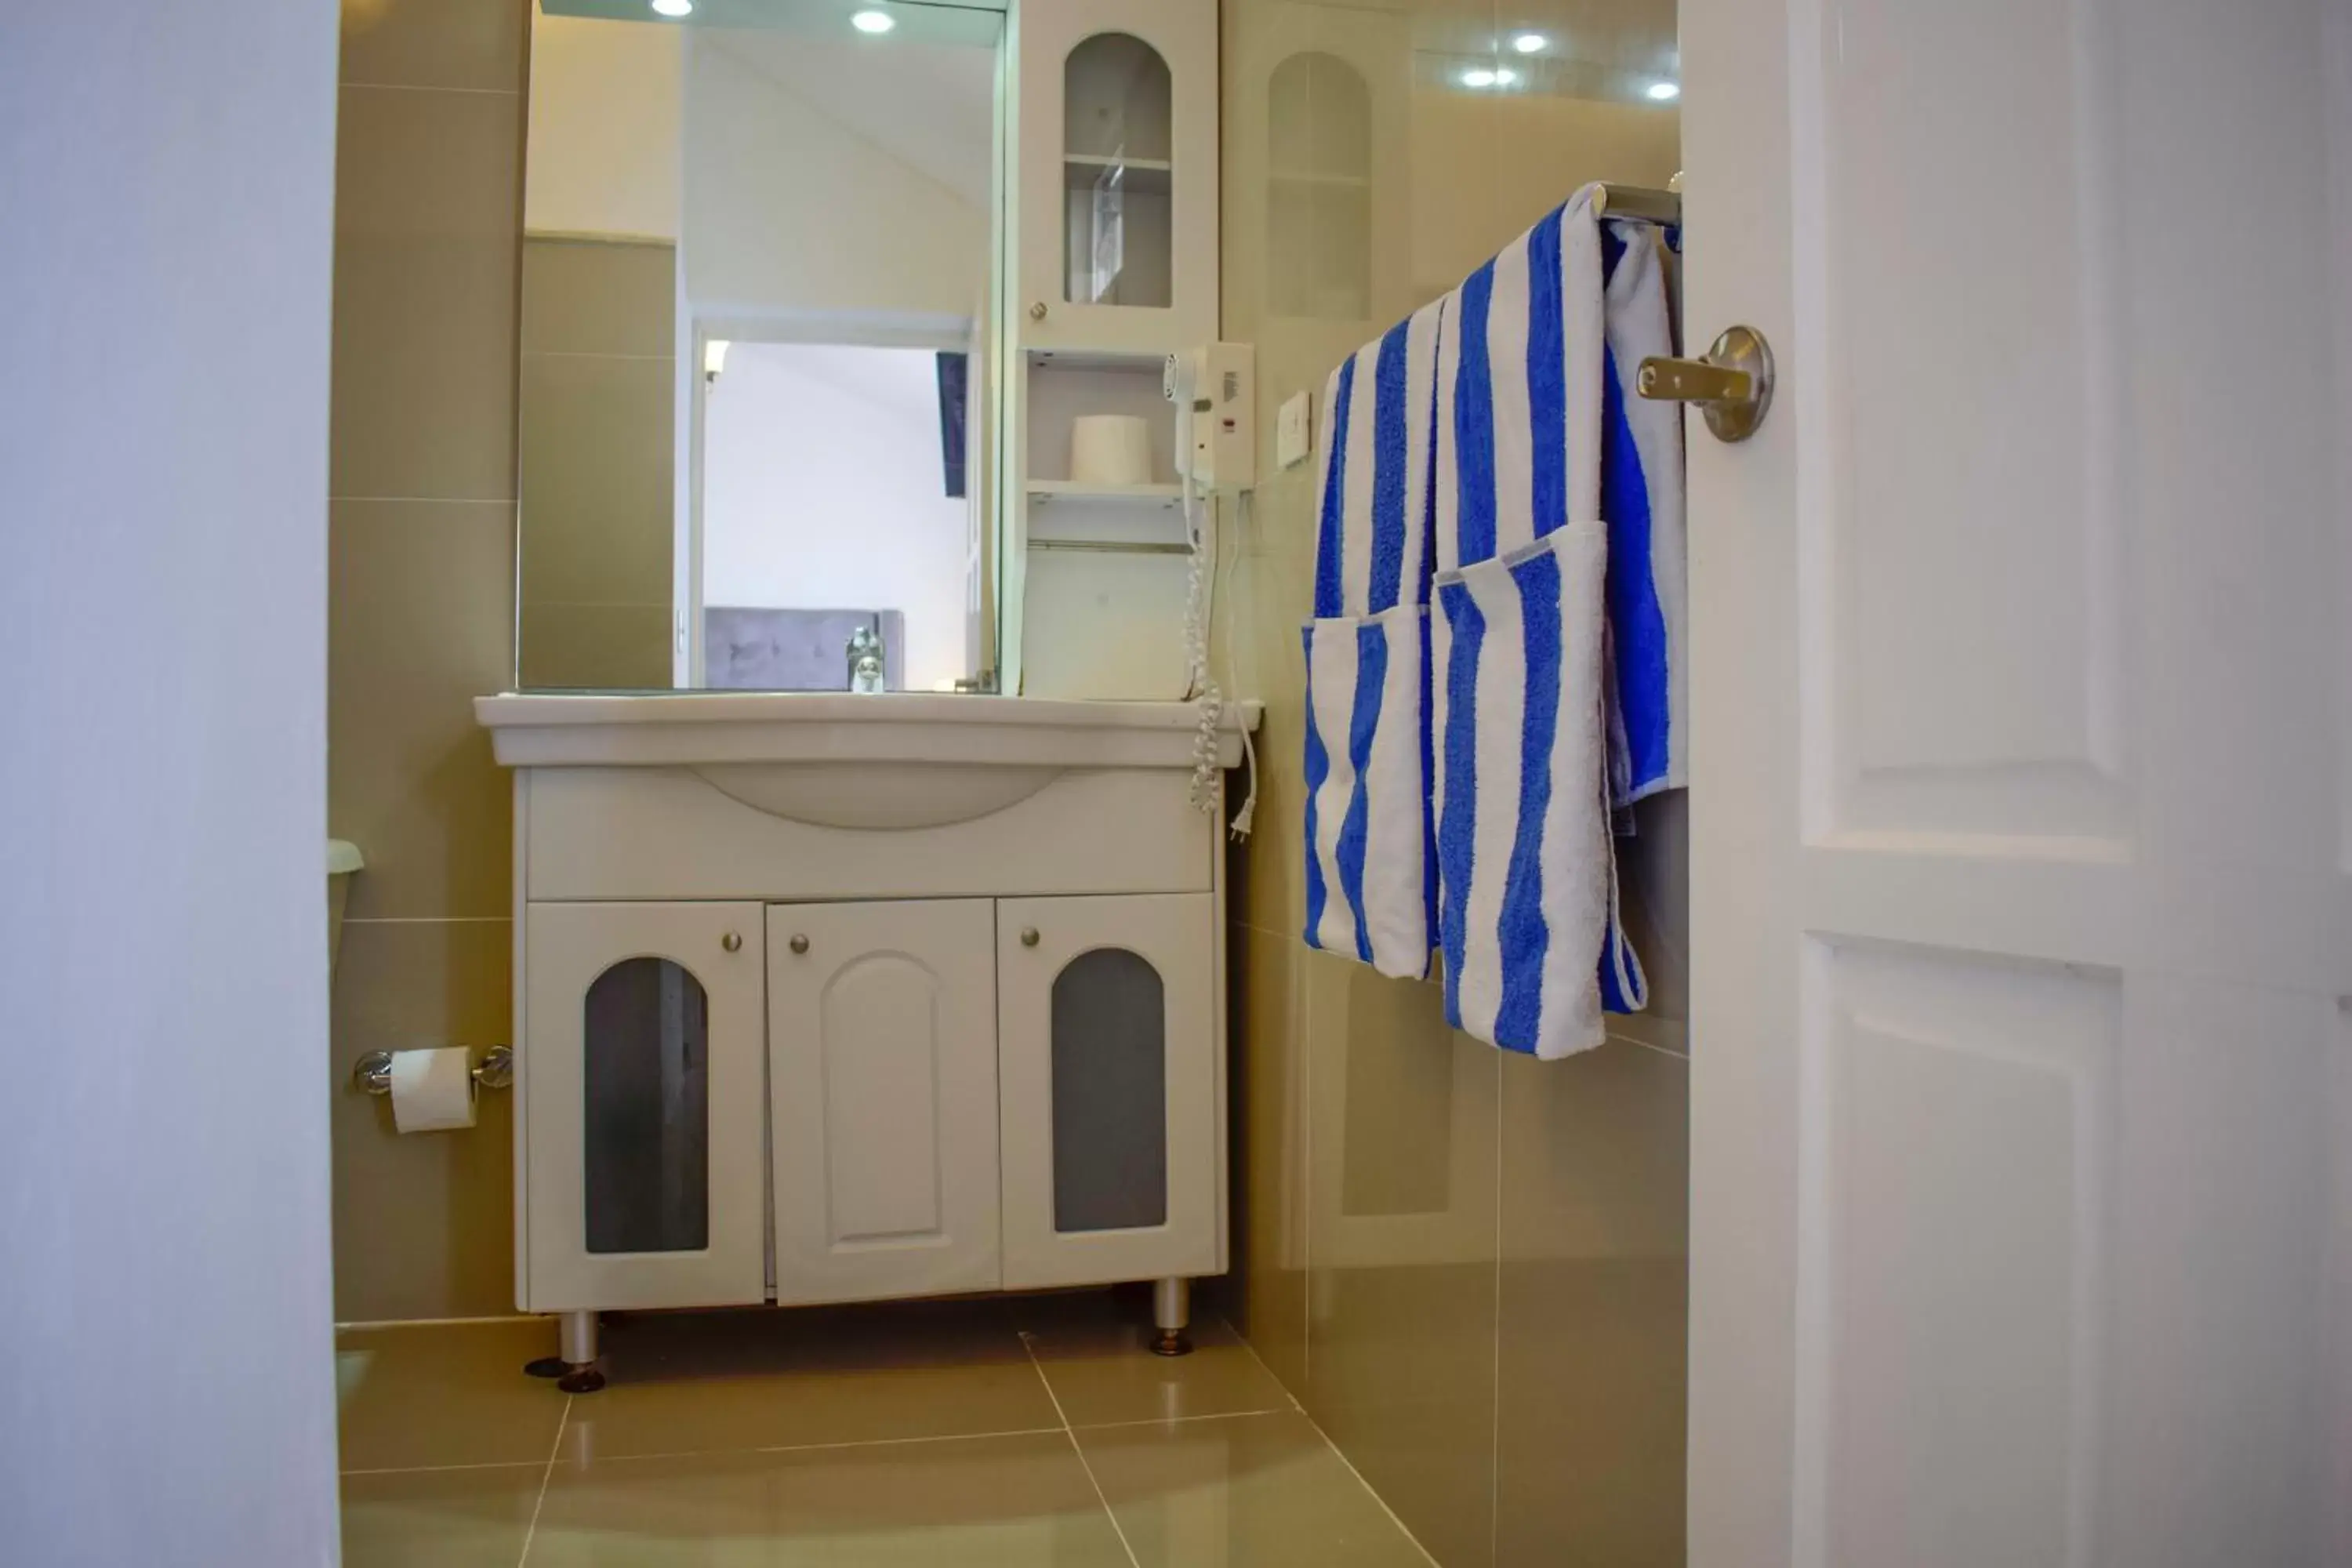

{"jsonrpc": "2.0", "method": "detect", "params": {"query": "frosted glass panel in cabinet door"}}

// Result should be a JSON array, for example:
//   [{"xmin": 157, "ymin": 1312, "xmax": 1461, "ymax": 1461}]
[
  {"xmin": 998, "ymin": 892, "xmax": 1218, "ymax": 1289},
  {"xmin": 583, "ymin": 957, "xmax": 709, "ymax": 1254},
  {"xmin": 1051, "ymin": 949, "xmax": 1167, "ymax": 1232},
  {"xmin": 768, "ymin": 899, "xmax": 1000, "ymax": 1305},
  {"xmin": 1063, "ymin": 34, "xmax": 1172, "ymax": 310},
  {"xmin": 524, "ymin": 901, "xmax": 767, "ymax": 1313}
]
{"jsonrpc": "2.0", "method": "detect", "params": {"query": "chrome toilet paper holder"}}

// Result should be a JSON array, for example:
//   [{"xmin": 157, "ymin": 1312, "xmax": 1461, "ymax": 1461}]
[{"xmin": 354, "ymin": 1046, "xmax": 513, "ymax": 1096}]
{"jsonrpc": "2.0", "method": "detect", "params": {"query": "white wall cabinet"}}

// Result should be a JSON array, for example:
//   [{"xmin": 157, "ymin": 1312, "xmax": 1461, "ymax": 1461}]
[
  {"xmin": 1014, "ymin": 0, "xmax": 1218, "ymax": 357},
  {"xmin": 767, "ymin": 898, "xmax": 1000, "ymax": 1305}
]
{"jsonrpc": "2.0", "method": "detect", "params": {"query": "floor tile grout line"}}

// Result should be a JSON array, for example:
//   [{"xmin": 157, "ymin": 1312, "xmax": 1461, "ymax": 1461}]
[
  {"xmin": 1220, "ymin": 1305, "xmax": 1437, "ymax": 1568},
  {"xmin": 1221, "ymin": 1315, "xmax": 1308, "ymax": 1415},
  {"xmin": 514, "ymin": 1395, "xmax": 571, "ymax": 1568},
  {"xmin": 340, "ymin": 1457, "xmax": 556, "ymax": 1479},
  {"xmin": 1068, "ymin": 1405, "xmax": 1292, "ymax": 1433},
  {"xmin": 1289, "ymin": 1404, "xmax": 1444, "ymax": 1568},
  {"xmin": 1020, "ymin": 1332, "xmax": 1143, "ymax": 1568}
]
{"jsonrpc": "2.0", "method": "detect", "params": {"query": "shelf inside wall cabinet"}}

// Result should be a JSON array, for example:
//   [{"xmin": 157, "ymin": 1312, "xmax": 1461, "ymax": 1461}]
[
  {"xmin": 1027, "ymin": 488, "xmax": 1190, "ymax": 550},
  {"xmin": 1063, "ymin": 153, "xmax": 1173, "ymax": 194},
  {"xmin": 1027, "ymin": 479, "xmax": 1183, "ymax": 509}
]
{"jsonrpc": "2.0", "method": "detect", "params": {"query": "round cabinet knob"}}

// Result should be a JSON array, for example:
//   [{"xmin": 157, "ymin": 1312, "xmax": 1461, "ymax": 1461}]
[
  {"xmin": 789, "ymin": 934, "xmax": 811, "ymax": 955},
  {"xmin": 1028, "ymin": 301, "xmax": 1048, "ymax": 321},
  {"xmin": 1020, "ymin": 927, "xmax": 1040, "ymax": 948},
  {"xmin": 721, "ymin": 931, "xmax": 742, "ymax": 953}
]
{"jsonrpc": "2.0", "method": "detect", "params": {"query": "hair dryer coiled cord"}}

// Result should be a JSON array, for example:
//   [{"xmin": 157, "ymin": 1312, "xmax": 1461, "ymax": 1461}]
[{"xmin": 1181, "ymin": 474, "xmax": 1258, "ymax": 839}]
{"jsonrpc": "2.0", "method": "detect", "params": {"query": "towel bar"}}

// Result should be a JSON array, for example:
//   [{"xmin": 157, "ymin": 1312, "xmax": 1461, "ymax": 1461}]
[{"xmin": 1592, "ymin": 184, "xmax": 1680, "ymax": 226}]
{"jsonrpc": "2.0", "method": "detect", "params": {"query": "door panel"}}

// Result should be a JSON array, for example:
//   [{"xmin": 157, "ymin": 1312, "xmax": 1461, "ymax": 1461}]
[
  {"xmin": 524, "ymin": 902, "xmax": 767, "ymax": 1312},
  {"xmin": 998, "ymin": 892, "xmax": 1216, "ymax": 1287},
  {"xmin": 768, "ymin": 899, "xmax": 1000, "ymax": 1304},
  {"xmin": 1686, "ymin": 1, "xmax": 2350, "ymax": 1564}
]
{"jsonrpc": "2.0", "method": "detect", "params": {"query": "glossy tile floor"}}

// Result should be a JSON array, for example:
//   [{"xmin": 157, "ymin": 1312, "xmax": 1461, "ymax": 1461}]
[{"xmin": 339, "ymin": 1290, "xmax": 1436, "ymax": 1566}]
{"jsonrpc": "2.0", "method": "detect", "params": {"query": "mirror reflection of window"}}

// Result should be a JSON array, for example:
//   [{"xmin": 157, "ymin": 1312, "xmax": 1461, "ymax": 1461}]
[{"xmin": 516, "ymin": 0, "xmax": 1001, "ymax": 692}]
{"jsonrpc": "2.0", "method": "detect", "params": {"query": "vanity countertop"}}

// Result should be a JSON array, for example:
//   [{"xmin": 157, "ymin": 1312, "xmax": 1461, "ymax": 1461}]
[{"xmin": 474, "ymin": 691, "xmax": 1263, "ymax": 771}]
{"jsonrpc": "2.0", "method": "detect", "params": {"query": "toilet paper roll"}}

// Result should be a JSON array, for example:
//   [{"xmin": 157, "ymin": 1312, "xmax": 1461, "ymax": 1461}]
[
  {"xmin": 388, "ymin": 1047, "xmax": 477, "ymax": 1134},
  {"xmin": 1070, "ymin": 415, "xmax": 1153, "ymax": 486}
]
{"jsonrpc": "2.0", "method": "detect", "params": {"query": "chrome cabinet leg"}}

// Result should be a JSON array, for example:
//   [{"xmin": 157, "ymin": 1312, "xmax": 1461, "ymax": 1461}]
[
  {"xmin": 536, "ymin": 1308, "xmax": 603, "ymax": 1393},
  {"xmin": 1150, "ymin": 1277, "xmax": 1192, "ymax": 1357}
]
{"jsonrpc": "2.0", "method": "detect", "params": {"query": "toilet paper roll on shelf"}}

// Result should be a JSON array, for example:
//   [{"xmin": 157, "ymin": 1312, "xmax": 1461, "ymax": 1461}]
[
  {"xmin": 1069, "ymin": 415, "xmax": 1153, "ymax": 486},
  {"xmin": 354, "ymin": 1045, "xmax": 513, "ymax": 1133}
]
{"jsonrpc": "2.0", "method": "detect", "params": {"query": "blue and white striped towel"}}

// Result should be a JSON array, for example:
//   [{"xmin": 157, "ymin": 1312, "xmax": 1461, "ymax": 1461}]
[
  {"xmin": 1599, "ymin": 220, "xmax": 1689, "ymax": 805},
  {"xmin": 1301, "ymin": 298, "xmax": 1444, "ymax": 978},
  {"xmin": 1431, "ymin": 186, "xmax": 1646, "ymax": 1058}
]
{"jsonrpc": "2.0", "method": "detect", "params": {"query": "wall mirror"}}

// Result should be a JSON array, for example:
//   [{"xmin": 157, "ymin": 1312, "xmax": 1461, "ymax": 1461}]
[{"xmin": 518, "ymin": 0, "xmax": 1005, "ymax": 691}]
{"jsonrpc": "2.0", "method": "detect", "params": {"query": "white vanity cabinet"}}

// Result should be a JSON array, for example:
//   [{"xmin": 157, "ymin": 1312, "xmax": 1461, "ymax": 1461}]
[{"xmin": 481, "ymin": 693, "xmax": 1254, "ymax": 1387}]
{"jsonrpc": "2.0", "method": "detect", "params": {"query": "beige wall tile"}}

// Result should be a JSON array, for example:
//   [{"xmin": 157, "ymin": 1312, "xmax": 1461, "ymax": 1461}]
[
  {"xmin": 329, "ymin": 920, "xmax": 517, "ymax": 1323},
  {"xmin": 517, "ymin": 601, "xmax": 673, "ymax": 690},
  {"xmin": 339, "ymin": 0, "xmax": 528, "ymax": 93},
  {"xmin": 1228, "ymin": 925, "xmax": 1308, "ymax": 1391},
  {"xmin": 1298, "ymin": 949, "xmax": 1499, "ymax": 1568},
  {"xmin": 332, "ymin": 83, "xmax": 523, "ymax": 501},
  {"xmin": 521, "ymin": 237, "xmax": 677, "ymax": 357},
  {"xmin": 329, "ymin": 499, "xmax": 514, "ymax": 920},
  {"xmin": 517, "ymin": 350, "xmax": 674, "ymax": 604},
  {"xmin": 1219, "ymin": 4, "xmax": 1690, "ymax": 1557},
  {"xmin": 1494, "ymin": 1041, "xmax": 1688, "ymax": 1566}
]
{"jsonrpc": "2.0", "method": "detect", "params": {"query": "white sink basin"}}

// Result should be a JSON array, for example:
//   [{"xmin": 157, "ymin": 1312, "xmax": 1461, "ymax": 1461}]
[{"xmin": 474, "ymin": 693, "xmax": 1261, "ymax": 830}]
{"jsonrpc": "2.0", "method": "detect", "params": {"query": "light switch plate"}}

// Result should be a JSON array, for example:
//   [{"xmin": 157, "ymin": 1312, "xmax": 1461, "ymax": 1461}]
[{"xmin": 1276, "ymin": 389, "xmax": 1312, "ymax": 470}]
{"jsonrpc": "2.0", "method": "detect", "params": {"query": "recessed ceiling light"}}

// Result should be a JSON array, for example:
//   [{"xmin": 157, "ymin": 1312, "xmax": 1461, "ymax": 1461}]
[
  {"xmin": 1646, "ymin": 79, "xmax": 1681, "ymax": 100},
  {"xmin": 1511, "ymin": 32, "xmax": 1547, "ymax": 53},
  {"xmin": 650, "ymin": 0, "xmax": 692, "ymax": 16},
  {"xmin": 851, "ymin": 8, "xmax": 895, "ymax": 31},
  {"xmin": 1461, "ymin": 66, "xmax": 1519, "ymax": 89}
]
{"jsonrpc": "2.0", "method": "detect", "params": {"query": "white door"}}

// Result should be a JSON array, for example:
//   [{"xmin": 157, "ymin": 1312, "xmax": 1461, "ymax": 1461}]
[
  {"xmin": 768, "ymin": 899, "xmax": 1001, "ymax": 1304},
  {"xmin": 998, "ymin": 893, "xmax": 1219, "ymax": 1287},
  {"xmin": 524, "ymin": 902, "xmax": 768, "ymax": 1312},
  {"xmin": 1686, "ymin": 3, "xmax": 2350, "ymax": 1566}
]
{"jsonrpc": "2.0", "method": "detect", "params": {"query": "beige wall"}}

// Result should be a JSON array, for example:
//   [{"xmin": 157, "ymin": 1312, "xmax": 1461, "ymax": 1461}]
[
  {"xmin": 517, "ymin": 235, "xmax": 678, "ymax": 690},
  {"xmin": 328, "ymin": 0, "xmax": 528, "ymax": 1323},
  {"xmin": 1221, "ymin": 3, "xmax": 1690, "ymax": 1563}
]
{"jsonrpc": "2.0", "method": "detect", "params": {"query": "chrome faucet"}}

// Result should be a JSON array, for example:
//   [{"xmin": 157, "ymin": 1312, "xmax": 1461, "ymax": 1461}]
[{"xmin": 846, "ymin": 623, "xmax": 885, "ymax": 694}]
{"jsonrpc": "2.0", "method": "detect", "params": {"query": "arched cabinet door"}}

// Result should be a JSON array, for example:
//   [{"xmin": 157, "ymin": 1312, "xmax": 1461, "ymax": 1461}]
[
  {"xmin": 767, "ymin": 898, "xmax": 1001, "ymax": 1305},
  {"xmin": 996, "ymin": 892, "xmax": 1217, "ymax": 1287},
  {"xmin": 1016, "ymin": 0, "xmax": 1218, "ymax": 354},
  {"xmin": 523, "ymin": 901, "xmax": 768, "ymax": 1312}
]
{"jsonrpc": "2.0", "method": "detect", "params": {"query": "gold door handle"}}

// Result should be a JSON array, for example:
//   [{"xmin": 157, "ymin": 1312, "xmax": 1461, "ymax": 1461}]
[
  {"xmin": 1020, "ymin": 927, "xmax": 1040, "ymax": 948},
  {"xmin": 1637, "ymin": 325, "xmax": 1774, "ymax": 443},
  {"xmin": 721, "ymin": 931, "xmax": 742, "ymax": 953}
]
